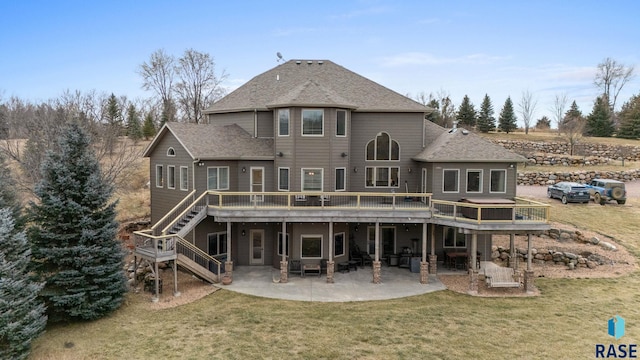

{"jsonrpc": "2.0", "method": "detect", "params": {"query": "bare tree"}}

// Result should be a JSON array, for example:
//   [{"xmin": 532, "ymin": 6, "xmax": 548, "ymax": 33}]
[
  {"xmin": 518, "ymin": 89, "xmax": 538, "ymax": 134},
  {"xmin": 138, "ymin": 49, "xmax": 177, "ymax": 123},
  {"xmin": 561, "ymin": 110, "xmax": 586, "ymax": 156},
  {"xmin": 174, "ymin": 49, "xmax": 228, "ymax": 123},
  {"xmin": 549, "ymin": 92, "xmax": 568, "ymax": 129},
  {"xmin": 594, "ymin": 57, "xmax": 635, "ymax": 112}
]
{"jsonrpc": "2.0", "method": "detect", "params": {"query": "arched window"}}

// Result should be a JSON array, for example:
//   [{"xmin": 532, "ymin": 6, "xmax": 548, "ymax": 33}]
[
  {"xmin": 366, "ymin": 132, "xmax": 399, "ymax": 161},
  {"xmin": 167, "ymin": 147, "xmax": 176, "ymax": 156}
]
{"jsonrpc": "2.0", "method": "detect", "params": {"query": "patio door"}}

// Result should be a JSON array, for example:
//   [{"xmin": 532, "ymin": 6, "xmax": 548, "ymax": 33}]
[
  {"xmin": 367, "ymin": 226, "xmax": 396, "ymax": 256},
  {"xmin": 250, "ymin": 167, "xmax": 264, "ymax": 202},
  {"xmin": 250, "ymin": 229, "xmax": 264, "ymax": 265}
]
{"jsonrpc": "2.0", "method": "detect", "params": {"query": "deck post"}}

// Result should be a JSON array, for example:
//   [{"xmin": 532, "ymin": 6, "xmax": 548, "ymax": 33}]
[
  {"xmin": 524, "ymin": 270, "xmax": 535, "ymax": 293},
  {"xmin": 173, "ymin": 259, "xmax": 181, "ymax": 297},
  {"xmin": 327, "ymin": 221, "xmax": 334, "ymax": 283},
  {"xmin": 373, "ymin": 222, "xmax": 381, "ymax": 284},
  {"xmin": 280, "ymin": 221, "xmax": 288, "ymax": 283},
  {"xmin": 509, "ymin": 233, "xmax": 516, "ymax": 269},
  {"xmin": 470, "ymin": 233, "xmax": 478, "ymax": 270},
  {"xmin": 152, "ymin": 261, "xmax": 160, "ymax": 303},
  {"xmin": 226, "ymin": 221, "xmax": 233, "ymax": 281},
  {"xmin": 527, "ymin": 233, "xmax": 532, "ymax": 271},
  {"xmin": 468, "ymin": 268, "xmax": 478, "ymax": 295},
  {"xmin": 420, "ymin": 222, "xmax": 428, "ymax": 284},
  {"xmin": 429, "ymin": 223, "xmax": 437, "ymax": 274}
]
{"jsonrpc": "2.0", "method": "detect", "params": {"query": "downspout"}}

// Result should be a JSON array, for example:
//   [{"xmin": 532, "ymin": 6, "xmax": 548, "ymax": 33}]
[{"xmin": 254, "ymin": 109, "xmax": 258, "ymax": 138}]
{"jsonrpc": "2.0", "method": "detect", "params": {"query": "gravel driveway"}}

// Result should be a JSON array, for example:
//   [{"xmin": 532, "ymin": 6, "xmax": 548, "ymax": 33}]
[{"xmin": 518, "ymin": 180, "xmax": 639, "ymax": 202}]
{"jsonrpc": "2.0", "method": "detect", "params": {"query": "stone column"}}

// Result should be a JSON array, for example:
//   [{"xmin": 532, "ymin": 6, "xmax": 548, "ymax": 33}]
[
  {"xmin": 225, "ymin": 260, "xmax": 234, "ymax": 281},
  {"xmin": 420, "ymin": 261, "xmax": 429, "ymax": 284},
  {"xmin": 372, "ymin": 260, "xmax": 382, "ymax": 284},
  {"xmin": 524, "ymin": 270, "xmax": 535, "ymax": 293},
  {"xmin": 280, "ymin": 260, "xmax": 288, "ymax": 283},
  {"xmin": 326, "ymin": 260, "xmax": 335, "ymax": 283},
  {"xmin": 429, "ymin": 254, "xmax": 438, "ymax": 274},
  {"xmin": 468, "ymin": 269, "xmax": 478, "ymax": 295}
]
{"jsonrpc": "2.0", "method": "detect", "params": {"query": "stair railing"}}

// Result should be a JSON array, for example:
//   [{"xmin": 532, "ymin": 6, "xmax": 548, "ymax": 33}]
[
  {"xmin": 176, "ymin": 236, "xmax": 223, "ymax": 277},
  {"xmin": 151, "ymin": 190, "xmax": 197, "ymax": 236},
  {"xmin": 161, "ymin": 191, "xmax": 210, "ymax": 235}
]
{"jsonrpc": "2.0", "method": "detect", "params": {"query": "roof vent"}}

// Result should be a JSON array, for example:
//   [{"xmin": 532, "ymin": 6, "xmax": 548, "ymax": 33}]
[
  {"xmin": 318, "ymin": 60, "xmax": 323, "ymax": 65},
  {"xmin": 307, "ymin": 60, "xmax": 313, "ymax": 65},
  {"xmin": 296, "ymin": 60, "xmax": 301, "ymax": 65}
]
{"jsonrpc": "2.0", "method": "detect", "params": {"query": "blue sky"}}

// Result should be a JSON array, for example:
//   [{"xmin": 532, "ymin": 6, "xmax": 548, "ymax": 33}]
[{"xmin": 1, "ymin": 0, "xmax": 639, "ymax": 127}]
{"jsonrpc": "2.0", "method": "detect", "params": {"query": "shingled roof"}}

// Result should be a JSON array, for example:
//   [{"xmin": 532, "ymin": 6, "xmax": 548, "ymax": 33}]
[
  {"xmin": 413, "ymin": 127, "xmax": 527, "ymax": 163},
  {"xmin": 204, "ymin": 60, "xmax": 430, "ymax": 114},
  {"xmin": 143, "ymin": 122, "xmax": 274, "ymax": 160}
]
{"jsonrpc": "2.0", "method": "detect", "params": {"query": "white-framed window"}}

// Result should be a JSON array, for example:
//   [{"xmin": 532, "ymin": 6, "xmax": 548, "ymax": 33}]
[
  {"xmin": 367, "ymin": 226, "xmax": 396, "ymax": 255},
  {"xmin": 443, "ymin": 169, "xmax": 459, "ymax": 193},
  {"xmin": 366, "ymin": 132, "xmax": 400, "ymax": 161},
  {"xmin": 443, "ymin": 227, "xmax": 466, "ymax": 248},
  {"xmin": 278, "ymin": 167, "xmax": 289, "ymax": 191},
  {"xmin": 207, "ymin": 232, "xmax": 227, "ymax": 256},
  {"xmin": 180, "ymin": 166, "xmax": 188, "ymax": 191},
  {"xmin": 167, "ymin": 165, "xmax": 175, "ymax": 189},
  {"xmin": 278, "ymin": 232, "xmax": 289, "ymax": 256},
  {"xmin": 207, "ymin": 167, "xmax": 229, "ymax": 190},
  {"xmin": 278, "ymin": 109, "xmax": 289, "ymax": 136},
  {"xmin": 302, "ymin": 109, "xmax": 324, "ymax": 136},
  {"xmin": 335, "ymin": 167, "xmax": 346, "ymax": 191},
  {"xmin": 365, "ymin": 166, "xmax": 399, "ymax": 187},
  {"xmin": 302, "ymin": 168, "xmax": 323, "ymax": 191},
  {"xmin": 490, "ymin": 169, "xmax": 507, "ymax": 193},
  {"xmin": 336, "ymin": 110, "xmax": 346, "ymax": 137},
  {"xmin": 334, "ymin": 232, "xmax": 345, "ymax": 257},
  {"xmin": 466, "ymin": 169, "xmax": 482, "ymax": 193},
  {"xmin": 301, "ymin": 235, "xmax": 323, "ymax": 259},
  {"xmin": 167, "ymin": 147, "xmax": 176, "ymax": 156},
  {"xmin": 155, "ymin": 165, "xmax": 164, "ymax": 188}
]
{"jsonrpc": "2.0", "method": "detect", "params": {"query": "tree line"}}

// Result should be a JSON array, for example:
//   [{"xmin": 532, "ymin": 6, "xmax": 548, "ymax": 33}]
[{"xmin": 414, "ymin": 57, "xmax": 638, "ymax": 139}]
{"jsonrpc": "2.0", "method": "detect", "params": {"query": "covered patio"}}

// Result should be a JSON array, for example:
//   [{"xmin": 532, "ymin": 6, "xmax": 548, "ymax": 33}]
[{"xmin": 217, "ymin": 264, "xmax": 496, "ymax": 302}]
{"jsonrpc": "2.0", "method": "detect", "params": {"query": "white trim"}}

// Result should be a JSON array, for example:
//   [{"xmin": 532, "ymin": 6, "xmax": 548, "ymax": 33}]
[
  {"xmin": 300, "ymin": 234, "xmax": 323, "ymax": 259},
  {"xmin": 335, "ymin": 167, "xmax": 346, "ymax": 191},
  {"xmin": 334, "ymin": 232, "xmax": 346, "ymax": 257},
  {"xmin": 278, "ymin": 167, "xmax": 290, "ymax": 191},
  {"xmin": 364, "ymin": 166, "xmax": 400, "ymax": 188},
  {"xmin": 207, "ymin": 166, "xmax": 230, "ymax": 190},
  {"xmin": 442, "ymin": 169, "xmax": 460, "ymax": 193},
  {"xmin": 301, "ymin": 168, "xmax": 323, "ymax": 192},
  {"xmin": 166, "ymin": 147, "xmax": 176, "ymax": 156},
  {"xmin": 466, "ymin": 169, "xmax": 483, "ymax": 193},
  {"xmin": 277, "ymin": 109, "xmax": 290, "ymax": 137},
  {"xmin": 301, "ymin": 109, "xmax": 324, "ymax": 136},
  {"xmin": 489, "ymin": 169, "xmax": 507, "ymax": 193},
  {"xmin": 155, "ymin": 164, "xmax": 164, "ymax": 188},
  {"xmin": 365, "ymin": 131, "xmax": 400, "ymax": 161},
  {"xmin": 167, "ymin": 165, "xmax": 176, "ymax": 189},
  {"xmin": 180, "ymin": 166, "xmax": 189, "ymax": 191},
  {"xmin": 250, "ymin": 167, "xmax": 265, "ymax": 202}
]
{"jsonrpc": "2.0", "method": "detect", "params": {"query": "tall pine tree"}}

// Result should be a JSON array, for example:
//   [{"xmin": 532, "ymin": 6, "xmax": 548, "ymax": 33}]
[
  {"xmin": 0, "ymin": 153, "xmax": 23, "ymax": 228},
  {"xmin": 616, "ymin": 95, "xmax": 640, "ymax": 139},
  {"xmin": 476, "ymin": 94, "xmax": 496, "ymax": 133},
  {"xmin": 456, "ymin": 95, "xmax": 476, "ymax": 127},
  {"xmin": 28, "ymin": 123, "xmax": 126, "ymax": 322},
  {"xmin": 0, "ymin": 208, "xmax": 47, "ymax": 360},
  {"xmin": 585, "ymin": 96, "xmax": 615, "ymax": 137},
  {"xmin": 498, "ymin": 96, "xmax": 518, "ymax": 133},
  {"xmin": 126, "ymin": 104, "xmax": 143, "ymax": 141},
  {"xmin": 142, "ymin": 112, "xmax": 157, "ymax": 140}
]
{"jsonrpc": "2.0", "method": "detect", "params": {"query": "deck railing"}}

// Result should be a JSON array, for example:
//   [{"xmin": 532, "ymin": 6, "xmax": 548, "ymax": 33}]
[
  {"xmin": 151, "ymin": 190, "xmax": 197, "ymax": 236},
  {"xmin": 431, "ymin": 197, "xmax": 549, "ymax": 224}
]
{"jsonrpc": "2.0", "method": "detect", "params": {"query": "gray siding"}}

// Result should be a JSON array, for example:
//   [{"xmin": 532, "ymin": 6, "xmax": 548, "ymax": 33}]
[
  {"xmin": 149, "ymin": 132, "xmax": 195, "ymax": 224},
  {"xmin": 429, "ymin": 162, "xmax": 517, "ymax": 201},
  {"xmin": 192, "ymin": 160, "xmax": 273, "ymax": 192},
  {"xmin": 256, "ymin": 111, "xmax": 274, "ymax": 138},
  {"xmin": 350, "ymin": 112, "xmax": 425, "ymax": 193},
  {"xmin": 207, "ymin": 112, "xmax": 255, "ymax": 135}
]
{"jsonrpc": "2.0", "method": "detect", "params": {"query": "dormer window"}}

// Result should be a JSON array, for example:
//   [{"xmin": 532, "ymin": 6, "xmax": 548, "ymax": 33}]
[
  {"xmin": 366, "ymin": 132, "xmax": 399, "ymax": 160},
  {"xmin": 167, "ymin": 147, "xmax": 176, "ymax": 156}
]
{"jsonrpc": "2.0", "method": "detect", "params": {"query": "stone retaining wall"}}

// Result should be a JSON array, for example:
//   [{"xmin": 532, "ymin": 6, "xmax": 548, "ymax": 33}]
[
  {"xmin": 494, "ymin": 140, "xmax": 640, "ymax": 163},
  {"xmin": 517, "ymin": 169, "xmax": 640, "ymax": 185},
  {"xmin": 491, "ymin": 228, "xmax": 619, "ymax": 270}
]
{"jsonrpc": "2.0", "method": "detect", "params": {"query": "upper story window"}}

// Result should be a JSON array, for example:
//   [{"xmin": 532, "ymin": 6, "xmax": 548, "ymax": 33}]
[
  {"xmin": 466, "ymin": 170, "xmax": 482, "ymax": 193},
  {"xmin": 278, "ymin": 167, "xmax": 289, "ymax": 191},
  {"xmin": 155, "ymin": 165, "xmax": 164, "ymax": 188},
  {"xmin": 302, "ymin": 168, "xmax": 323, "ymax": 191},
  {"xmin": 208, "ymin": 167, "xmax": 229, "ymax": 190},
  {"xmin": 167, "ymin": 165, "xmax": 176, "ymax": 189},
  {"xmin": 278, "ymin": 109, "xmax": 289, "ymax": 136},
  {"xmin": 443, "ymin": 169, "xmax": 459, "ymax": 193},
  {"xmin": 365, "ymin": 166, "xmax": 399, "ymax": 188},
  {"xmin": 180, "ymin": 166, "xmax": 189, "ymax": 191},
  {"xmin": 167, "ymin": 147, "xmax": 176, "ymax": 156},
  {"xmin": 302, "ymin": 109, "xmax": 324, "ymax": 136},
  {"xmin": 335, "ymin": 168, "xmax": 346, "ymax": 191},
  {"xmin": 366, "ymin": 132, "xmax": 399, "ymax": 160},
  {"xmin": 490, "ymin": 169, "xmax": 506, "ymax": 193},
  {"xmin": 336, "ymin": 110, "xmax": 346, "ymax": 136}
]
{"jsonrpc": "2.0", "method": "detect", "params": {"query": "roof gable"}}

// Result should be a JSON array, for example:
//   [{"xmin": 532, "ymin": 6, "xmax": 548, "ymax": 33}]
[
  {"xmin": 143, "ymin": 122, "xmax": 274, "ymax": 160},
  {"xmin": 205, "ymin": 60, "xmax": 430, "ymax": 114}
]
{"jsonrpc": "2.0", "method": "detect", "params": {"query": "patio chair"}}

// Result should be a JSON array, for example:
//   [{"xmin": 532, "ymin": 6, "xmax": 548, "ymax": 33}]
[
  {"xmin": 289, "ymin": 259, "xmax": 302, "ymax": 276},
  {"xmin": 320, "ymin": 259, "xmax": 328, "ymax": 274}
]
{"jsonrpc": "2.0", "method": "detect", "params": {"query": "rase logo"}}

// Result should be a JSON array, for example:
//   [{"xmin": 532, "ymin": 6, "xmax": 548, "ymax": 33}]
[{"xmin": 595, "ymin": 315, "xmax": 637, "ymax": 358}]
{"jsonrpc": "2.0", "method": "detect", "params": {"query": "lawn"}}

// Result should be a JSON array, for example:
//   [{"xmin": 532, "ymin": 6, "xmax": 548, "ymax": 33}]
[{"xmin": 28, "ymin": 133, "xmax": 640, "ymax": 359}]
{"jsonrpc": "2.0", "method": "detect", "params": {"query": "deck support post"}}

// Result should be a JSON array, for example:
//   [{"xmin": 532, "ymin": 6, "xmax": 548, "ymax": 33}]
[
  {"xmin": 327, "ymin": 221, "xmax": 334, "ymax": 283},
  {"xmin": 280, "ymin": 221, "xmax": 288, "ymax": 283},
  {"xmin": 326, "ymin": 260, "xmax": 335, "ymax": 283},
  {"xmin": 524, "ymin": 270, "xmax": 535, "ymax": 294},
  {"xmin": 173, "ymin": 259, "xmax": 181, "ymax": 297},
  {"xmin": 468, "ymin": 268, "xmax": 478, "ymax": 295},
  {"xmin": 429, "ymin": 223, "xmax": 437, "ymax": 274},
  {"xmin": 372, "ymin": 260, "xmax": 382, "ymax": 284},
  {"xmin": 420, "ymin": 261, "xmax": 429, "ymax": 284},
  {"xmin": 280, "ymin": 260, "xmax": 288, "ymax": 283},
  {"xmin": 373, "ymin": 222, "xmax": 381, "ymax": 284},
  {"xmin": 509, "ymin": 233, "xmax": 516, "ymax": 269},
  {"xmin": 152, "ymin": 261, "xmax": 160, "ymax": 303}
]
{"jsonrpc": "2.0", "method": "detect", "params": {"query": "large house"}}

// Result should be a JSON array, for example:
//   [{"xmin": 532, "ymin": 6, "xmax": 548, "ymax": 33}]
[{"xmin": 134, "ymin": 59, "xmax": 550, "ymax": 297}]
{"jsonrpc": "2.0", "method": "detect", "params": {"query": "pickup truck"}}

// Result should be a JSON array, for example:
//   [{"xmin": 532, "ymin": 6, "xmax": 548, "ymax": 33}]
[{"xmin": 585, "ymin": 179, "xmax": 626, "ymax": 205}]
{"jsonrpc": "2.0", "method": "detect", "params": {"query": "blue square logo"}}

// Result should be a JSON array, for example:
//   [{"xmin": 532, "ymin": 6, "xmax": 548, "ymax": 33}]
[{"xmin": 608, "ymin": 315, "xmax": 625, "ymax": 340}]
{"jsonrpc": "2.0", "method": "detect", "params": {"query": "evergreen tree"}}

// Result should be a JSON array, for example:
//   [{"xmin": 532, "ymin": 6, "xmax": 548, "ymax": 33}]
[
  {"xmin": 425, "ymin": 99, "xmax": 441, "ymax": 125},
  {"xmin": 476, "ymin": 94, "xmax": 496, "ymax": 133},
  {"xmin": 103, "ymin": 93, "xmax": 123, "ymax": 155},
  {"xmin": 0, "ymin": 153, "xmax": 23, "ymax": 228},
  {"xmin": 585, "ymin": 96, "xmax": 615, "ymax": 137},
  {"xmin": 126, "ymin": 104, "xmax": 143, "ymax": 141},
  {"xmin": 456, "ymin": 95, "xmax": 476, "ymax": 127},
  {"xmin": 616, "ymin": 95, "xmax": 640, "ymax": 139},
  {"xmin": 28, "ymin": 123, "xmax": 126, "ymax": 322},
  {"xmin": 535, "ymin": 116, "xmax": 551, "ymax": 130},
  {"xmin": 498, "ymin": 96, "xmax": 518, "ymax": 133},
  {"xmin": 0, "ymin": 104, "xmax": 8, "ymax": 140},
  {"xmin": 142, "ymin": 112, "xmax": 156, "ymax": 140},
  {"xmin": 0, "ymin": 208, "xmax": 47, "ymax": 360}
]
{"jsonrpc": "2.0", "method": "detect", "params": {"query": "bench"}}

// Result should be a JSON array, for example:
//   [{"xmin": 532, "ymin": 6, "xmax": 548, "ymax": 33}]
[
  {"xmin": 303, "ymin": 264, "xmax": 321, "ymax": 277},
  {"xmin": 484, "ymin": 267, "xmax": 520, "ymax": 288}
]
